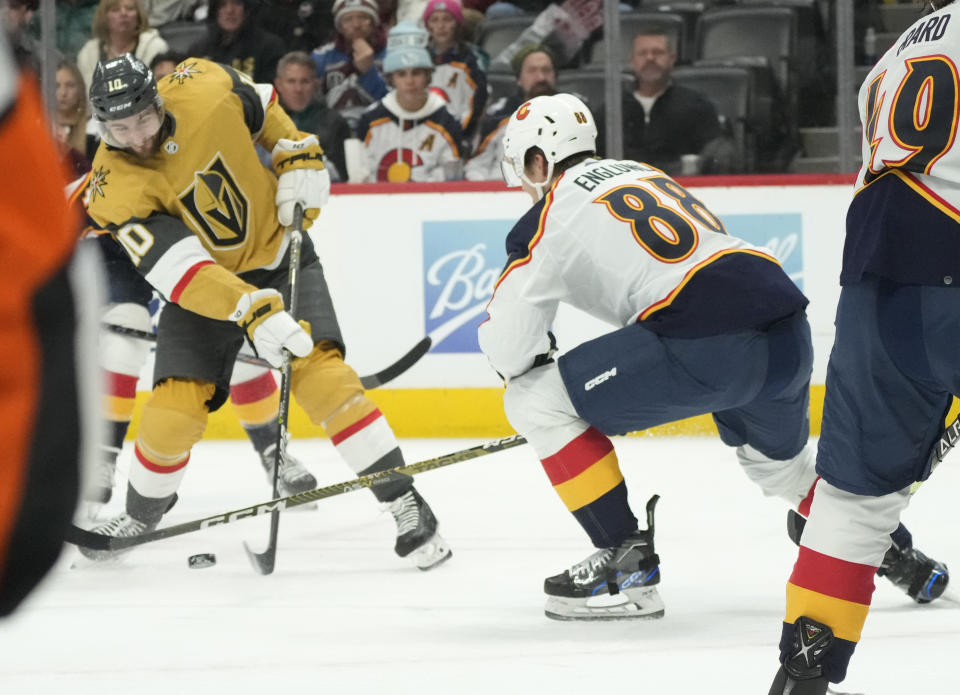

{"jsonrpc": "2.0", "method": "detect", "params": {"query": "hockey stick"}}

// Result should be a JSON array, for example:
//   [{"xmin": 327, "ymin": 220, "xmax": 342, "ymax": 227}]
[
  {"xmin": 921, "ymin": 411, "xmax": 960, "ymax": 480},
  {"xmin": 101, "ymin": 323, "xmax": 431, "ymax": 390},
  {"xmin": 242, "ymin": 206, "xmax": 304, "ymax": 575},
  {"xmin": 65, "ymin": 434, "xmax": 527, "ymax": 552}
]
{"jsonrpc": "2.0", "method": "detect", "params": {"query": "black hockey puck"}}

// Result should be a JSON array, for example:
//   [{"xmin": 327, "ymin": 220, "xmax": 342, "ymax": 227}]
[{"xmin": 187, "ymin": 553, "xmax": 217, "ymax": 569}]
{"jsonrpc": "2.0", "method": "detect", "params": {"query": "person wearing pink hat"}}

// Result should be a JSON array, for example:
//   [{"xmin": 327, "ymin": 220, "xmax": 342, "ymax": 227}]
[{"xmin": 423, "ymin": 0, "xmax": 487, "ymax": 143}]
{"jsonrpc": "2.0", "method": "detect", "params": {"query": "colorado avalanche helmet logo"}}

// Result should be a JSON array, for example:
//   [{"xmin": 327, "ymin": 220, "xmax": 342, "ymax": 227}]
[
  {"xmin": 516, "ymin": 102, "xmax": 532, "ymax": 120},
  {"xmin": 377, "ymin": 149, "xmax": 424, "ymax": 182}
]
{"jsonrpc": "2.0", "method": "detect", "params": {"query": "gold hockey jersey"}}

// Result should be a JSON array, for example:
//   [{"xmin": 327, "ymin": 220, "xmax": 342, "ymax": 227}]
[{"xmin": 85, "ymin": 58, "xmax": 313, "ymax": 320}]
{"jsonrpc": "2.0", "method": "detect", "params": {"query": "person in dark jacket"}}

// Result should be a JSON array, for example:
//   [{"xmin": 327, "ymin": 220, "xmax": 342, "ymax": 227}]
[
  {"xmin": 274, "ymin": 51, "xmax": 351, "ymax": 181},
  {"xmin": 598, "ymin": 29, "xmax": 736, "ymax": 176},
  {"xmin": 188, "ymin": 0, "xmax": 284, "ymax": 83}
]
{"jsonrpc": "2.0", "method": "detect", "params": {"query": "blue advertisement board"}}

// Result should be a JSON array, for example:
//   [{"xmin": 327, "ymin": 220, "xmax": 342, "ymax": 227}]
[
  {"xmin": 422, "ymin": 220, "xmax": 511, "ymax": 353},
  {"xmin": 422, "ymin": 213, "xmax": 803, "ymax": 353},
  {"xmin": 722, "ymin": 213, "xmax": 804, "ymax": 290}
]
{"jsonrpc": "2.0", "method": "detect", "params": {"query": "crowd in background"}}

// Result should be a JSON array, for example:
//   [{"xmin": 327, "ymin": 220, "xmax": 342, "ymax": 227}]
[{"xmin": 0, "ymin": 0, "xmax": 919, "ymax": 182}]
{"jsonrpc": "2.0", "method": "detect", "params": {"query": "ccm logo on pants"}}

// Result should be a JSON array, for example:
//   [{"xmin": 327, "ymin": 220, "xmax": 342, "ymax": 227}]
[{"xmin": 585, "ymin": 367, "xmax": 617, "ymax": 391}]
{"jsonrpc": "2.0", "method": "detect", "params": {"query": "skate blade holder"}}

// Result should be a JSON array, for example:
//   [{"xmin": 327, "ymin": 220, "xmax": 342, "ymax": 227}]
[
  {"xmin": 409, "ymin": 533, "xmax": 452, "ymax": 571},
  {"xmin": 545, "ymin": 587, "xmax": 665, "ymax": 621}
]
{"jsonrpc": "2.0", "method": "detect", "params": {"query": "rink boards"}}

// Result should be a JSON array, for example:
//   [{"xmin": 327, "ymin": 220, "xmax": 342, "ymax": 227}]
[{"xmin": 130, "ymin": 174, "xmax": 875, "ymax": 439}]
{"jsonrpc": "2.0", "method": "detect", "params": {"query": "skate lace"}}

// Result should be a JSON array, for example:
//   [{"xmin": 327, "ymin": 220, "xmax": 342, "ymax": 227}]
[
  {"xmin": 93, "ymin": 513, "xmax": 147, "ymax": 537},
  {"xmin": 570, "ymin": 548, "xmax": 614, "ymax": 583},
  {"xmin": 387, "ymin": 492, "xmax": 421, "ymax": 536},
  {"xmin": 263, "ymin": 442, "xmax": 312, "ymax": 483}
]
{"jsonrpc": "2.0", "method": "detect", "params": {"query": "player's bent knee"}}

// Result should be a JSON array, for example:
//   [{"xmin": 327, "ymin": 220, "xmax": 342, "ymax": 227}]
[
  {"xmin": 291, "ymin": 341, "xmax": 366, "ymax": 426},
  {"xmin": 504, "ymin": 362, "xmax": 586, "ymax": 457},
  {"xmin": 99, "ymin": 302, "xmax": 152, "ymax": 373},
  {"xmin": 736, "ymin": 444, "xmax": 817, "ymax": 505},
  {"xmin": 138, "ymin": 378, "xmax": 215, "ymax": 459},
  {"xmin": 229, "ymin": 356, "xmax": 272, "ymax": 385}
]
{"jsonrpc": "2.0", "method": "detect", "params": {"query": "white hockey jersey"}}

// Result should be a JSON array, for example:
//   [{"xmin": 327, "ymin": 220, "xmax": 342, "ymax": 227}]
[
  {"xmin": 428, "ymin": 45, "xmax": 487, "ymax": 137},
  {"xmin": 845, "ymin": 3, "xmax": 960, "ymax": 286},
  {"xmin": 478, "ymin": 158, "xmax": 807, "ymax": 379},
  {"xmin": 356, "ymin": 91, "xmax": 464, "ymax": 182}
]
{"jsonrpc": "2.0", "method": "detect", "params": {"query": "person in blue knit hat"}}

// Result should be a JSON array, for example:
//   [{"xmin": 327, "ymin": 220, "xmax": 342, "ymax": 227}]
[{"xmin": 356, "ymin": 21, "xmax": 464, "ymax": 182}]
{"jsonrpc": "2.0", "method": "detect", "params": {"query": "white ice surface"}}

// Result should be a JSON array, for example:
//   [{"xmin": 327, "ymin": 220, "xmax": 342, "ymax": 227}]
[{"xmin": 1, "ymin": 437, "xmax": 957, "ymax": 694}]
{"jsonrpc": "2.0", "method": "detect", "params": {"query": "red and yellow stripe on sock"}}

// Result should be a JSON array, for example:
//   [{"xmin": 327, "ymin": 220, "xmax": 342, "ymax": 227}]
[
  {"xmin": 104, "ymin": 371, "xmax": 137, "ymax": 427},
  {"xmin": 785, "ymin": 545, "xmax": 877, "ymax": 643},
  {"xmin": 230, "ymin": 372, "xmax": 279, "ymax": 427},
  {"xmin": 540, "ymin": 427, "xmax": 638, "ymax": 548}
]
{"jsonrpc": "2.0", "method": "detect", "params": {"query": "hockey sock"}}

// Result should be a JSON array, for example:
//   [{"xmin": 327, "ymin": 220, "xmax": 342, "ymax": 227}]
[
  {"xmin": 326, "ymin": 395, "xmax": 411, "ymax": 503},
  {"xmin": 229, "ymin": 371, "xmax": 280, "ymax": 455},
  {"xmin": 540, "ymin": 427, "xmax": 638, "ymax": 548},
  {"xmin": 126, "ymin": 443, "xmax": 189, "ymax": 525},
  {"xmin": 103, "ymin": 370, "xmax": 137, "ymax": 462}
]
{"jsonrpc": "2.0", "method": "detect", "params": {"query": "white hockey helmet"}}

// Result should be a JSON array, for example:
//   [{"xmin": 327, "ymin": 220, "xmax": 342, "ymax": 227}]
[{"xmin": 501, "ymin": 93, "xmax": 597, "ymax": 197}]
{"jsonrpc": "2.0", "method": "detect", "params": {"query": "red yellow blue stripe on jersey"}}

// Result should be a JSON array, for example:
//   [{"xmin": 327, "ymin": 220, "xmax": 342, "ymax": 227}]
[{"xmin": 540, "ymin": 426, "xmax": 638, "ymax": 548}]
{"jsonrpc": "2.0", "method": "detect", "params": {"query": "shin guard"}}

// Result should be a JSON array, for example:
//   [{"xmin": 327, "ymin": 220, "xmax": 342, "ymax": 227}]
[{"xmin": 128, "ymin": 379, "xmax": 213, "ymax": 523}]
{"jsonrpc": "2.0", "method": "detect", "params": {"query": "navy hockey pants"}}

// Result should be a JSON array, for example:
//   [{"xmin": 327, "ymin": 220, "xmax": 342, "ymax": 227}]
[{"xmin": 558, "ymin": 310, "xmax": 813, "ymax": 461}]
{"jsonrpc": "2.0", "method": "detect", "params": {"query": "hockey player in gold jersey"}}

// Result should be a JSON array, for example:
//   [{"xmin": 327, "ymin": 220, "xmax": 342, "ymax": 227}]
[{"xmin": 80, "ymin": 54, "xmax": 451, "ymax": 570}]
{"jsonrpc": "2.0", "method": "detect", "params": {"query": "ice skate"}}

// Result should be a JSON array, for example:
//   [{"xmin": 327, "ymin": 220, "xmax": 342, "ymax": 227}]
[
  {"xmin": 787, "ymin": 509, "xmax": 949, "ymax": 604},
  {"xmin": 386, "ymin": 488, "xmax": 452, "ymax": 570},
  {"xmin": 77, "ymin": 512, "xmax": 157, "ymax": 562},
  {"xmin": 260, "ymin": 437, "xmax": 318, "ymax": 497},
  {"xmin": 83, "ymin": 456, "xmax": 117, "ymax": 505},
  {"xmin": 877, "ymin": 540, "xmax": 949, "ymax": 604},
  {"xmin": 544, "ymin": 495, "xmax": 663, "ymax": 621},
  {"xmin": 768, "ymin": 616, "xmax": 835, "ymax": 695}
]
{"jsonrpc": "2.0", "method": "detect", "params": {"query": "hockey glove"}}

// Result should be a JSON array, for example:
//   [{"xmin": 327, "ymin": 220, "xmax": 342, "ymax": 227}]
[
  {"xmin": 272, "ymin": 135, "xmax": 331, "ymax": 229},
  {"xmin": 232, "ymin": 289, "xmax": 313, "ymax": 368}
]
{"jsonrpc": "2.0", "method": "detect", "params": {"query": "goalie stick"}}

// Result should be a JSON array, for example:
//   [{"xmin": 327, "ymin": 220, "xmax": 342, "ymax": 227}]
[
  {"xmin": 65, "ymin": 434, "xmax": 527, "ymax": 552},
  {"xmin": 101, "ymin": 322, "xmax": 431, "ymax": 390}
]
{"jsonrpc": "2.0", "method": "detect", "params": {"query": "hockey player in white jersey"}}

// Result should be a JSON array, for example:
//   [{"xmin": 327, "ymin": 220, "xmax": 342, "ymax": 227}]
[
  {"xmin": 479, "ymin": 93, "xmax": 818, "ymax": 620},
  {"xmin": 356, "ymin": 22, "xmax": 464, "ymax": 182},
  {"xmin": 768, "ymin": 2, "xmax": 956, "ymax": 693},
  {"xmin": 479, "ymin": 93, "xmax": 947, "ymax": 621}
]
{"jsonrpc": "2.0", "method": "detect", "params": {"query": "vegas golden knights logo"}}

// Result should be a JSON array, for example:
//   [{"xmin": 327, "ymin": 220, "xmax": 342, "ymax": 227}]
[{"xmin": 180, "ymin": 155, "xmax": 249, "ymax": 248}]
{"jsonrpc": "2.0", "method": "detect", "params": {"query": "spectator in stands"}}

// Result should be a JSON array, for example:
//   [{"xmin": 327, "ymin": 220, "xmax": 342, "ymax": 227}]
[
  {"xmin": 484, "ymin": 0, "xmax": 551, "ymax": 20},
  {"xmin": 464, "ymin": 44, "xmax": 555, "ymax": 180},
  {"xmin": 188, "ymin": 0, "xmax": 285, "ymax": 82},
  {"xmin": 597, "ymin": 29, "xmax": 736, "ymax": 175},
  {"xmin": 357, "ymin": 22, "xmax": 464, "ymax": 182},
  {"xmin": 29, "ymin": 0, "xmax": 99, "ymax": 59},
  {"xmin": 76, "ymin": 0, "xmax": 168, "ymax": 90},
  {"xmin": 424, "ymin": 0, "xmax": 488, "ymax": 144},
  {"xmin": 259, "ymin": 0, "xmax": 329, "ymax": 53},
  {"xmin": 312, "ymin": 0, "xmax": 388, "ymax": 133},
  {"xmin": 149, "ymin": 49, "xmax": 184, "ymax": 78},
  {"xmin": 2, "ymin": 0, "xmax": 42, "ymax": 73},
  {"xmin": 140, "ymin": 0, "xmax": 189, "ymax": 28},
  {"xmin": 54, "ymin": 60, "xmax": 95, "ymax": 175},
  {"xmin": 275, "ymin": 51, "xmax": 351, "ymax": 182}
]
